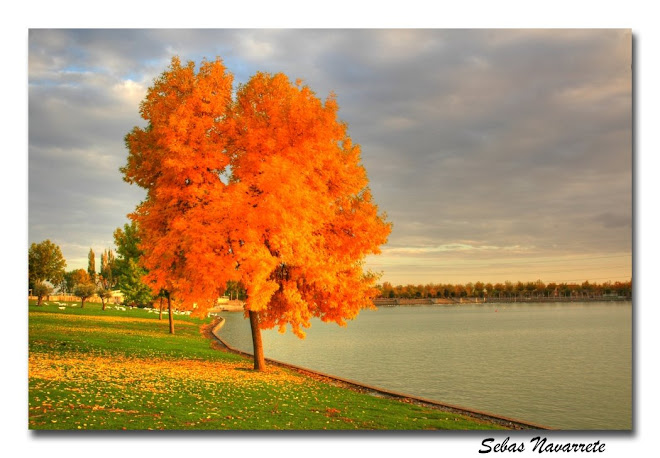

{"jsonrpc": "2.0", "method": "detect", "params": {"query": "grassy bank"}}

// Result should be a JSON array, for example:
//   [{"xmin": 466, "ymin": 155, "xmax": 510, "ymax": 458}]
[{"xmin": 28, "ymin": 300, "xmax": 505, "ymax": 430}]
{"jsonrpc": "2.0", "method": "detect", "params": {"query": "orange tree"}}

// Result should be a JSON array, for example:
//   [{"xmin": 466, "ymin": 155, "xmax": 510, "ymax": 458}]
[
  {"xmin": 122, "ymin": 57, "xmax": 234, "ymax": 334},
  {"xmin": 223, "ymin": 72, "xmax": 391, "ymax": 369},
  {"xmin": 122, "ymin": 58, "xmax": 390, "ymax": 369}
]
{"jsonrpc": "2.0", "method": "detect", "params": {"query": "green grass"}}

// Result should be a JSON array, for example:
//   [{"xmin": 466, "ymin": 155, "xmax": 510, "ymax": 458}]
[{"xmin": 28, "ymin": 300, "xmax": 505, "ymax": 430}]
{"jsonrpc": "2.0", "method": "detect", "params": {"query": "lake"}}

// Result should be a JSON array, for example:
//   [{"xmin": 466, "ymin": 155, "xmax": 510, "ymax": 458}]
[{"xmin": 217, "ymin": 302, "xmax": 632, "ymax": 430}]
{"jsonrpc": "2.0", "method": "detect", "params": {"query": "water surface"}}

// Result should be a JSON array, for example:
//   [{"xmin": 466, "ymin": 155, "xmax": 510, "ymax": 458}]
[{"xmin": 218, "ymin": 302, "xmax": 632, "ymax": 429}]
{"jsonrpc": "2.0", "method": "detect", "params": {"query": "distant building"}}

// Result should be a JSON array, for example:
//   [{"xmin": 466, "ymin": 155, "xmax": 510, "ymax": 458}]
[{"xmin": 111, "ymin": 290, "xmax": 124, "ymax": 304}]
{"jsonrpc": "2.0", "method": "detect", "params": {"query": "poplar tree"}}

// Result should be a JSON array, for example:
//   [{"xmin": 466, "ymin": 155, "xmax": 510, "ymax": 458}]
[{"xmin": 87, "ymin": 248, "xmax": 96, "ymax": 285}]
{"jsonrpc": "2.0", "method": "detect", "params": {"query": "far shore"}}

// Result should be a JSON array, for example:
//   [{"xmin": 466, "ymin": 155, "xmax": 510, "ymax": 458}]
[
  {"xmin": 206, "ymin": 295, "xmax": 632, "ymax": 315},
  {"xmin": 208, "ymin": 300, "xmax": 245, "ymax": 313},
  {"xmin": 373, "ymin": 295, "xmax": 631, "ymax": 306},
  {"xmin": 29, "ymin": 294, "xmax": 631, "ymax": 315}
]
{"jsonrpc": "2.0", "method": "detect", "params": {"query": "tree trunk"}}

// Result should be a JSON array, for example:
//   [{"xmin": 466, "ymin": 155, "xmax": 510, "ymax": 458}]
[
  {"xmin": 81, "ymin": 298, "xmax": 85, "ymax": 308},
  {"xmin": 159, "ymin": 297, "xmax": 163, "ymax": 321},
  {"xmin": 37, "ymin": 295, "xmax": 43, "ymax": 306},
  {"xmin": 249, "ymin": 310, "xmax": 266, "ymax": 371},
  {"xmin": 167, "ymin": 295, "xmax": 174, "ymax": 334},
  {"xmin": 102, "ymin": 299, "xmax": 106, "ymax": 311}
]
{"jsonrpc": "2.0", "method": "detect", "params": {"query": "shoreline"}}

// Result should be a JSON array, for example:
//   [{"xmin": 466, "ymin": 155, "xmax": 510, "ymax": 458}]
[{"xmin": 210, "ymin": 317, "xmax": 553, "ymax": 431}]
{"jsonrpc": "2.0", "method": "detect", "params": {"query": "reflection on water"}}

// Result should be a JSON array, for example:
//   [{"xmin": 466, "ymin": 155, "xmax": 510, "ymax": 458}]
[{"xmin": 218, "ymin": 302, "xmax": 632, "ymax": 430}]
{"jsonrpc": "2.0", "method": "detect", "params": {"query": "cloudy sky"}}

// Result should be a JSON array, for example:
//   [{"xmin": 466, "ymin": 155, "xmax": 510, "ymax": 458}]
[{"xmin": 28, "ymin": 28, "xmax": 632, "ymax": 285}]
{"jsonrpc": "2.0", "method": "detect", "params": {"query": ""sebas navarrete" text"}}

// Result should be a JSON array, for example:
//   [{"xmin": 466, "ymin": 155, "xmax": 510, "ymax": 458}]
[{"xmin": 479, "ymin": 436, "xmax": 606, "ymax": 454}]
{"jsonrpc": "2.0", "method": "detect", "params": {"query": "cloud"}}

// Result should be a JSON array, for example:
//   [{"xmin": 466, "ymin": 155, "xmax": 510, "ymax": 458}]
[
  {"xmin": 111, "ymin": 79, "xmax": 148, "ymax": 112},
  {"xmin": 28, "ymin": 29, "xmax": 632, "ymax": 283},
  {"xmin": 383, "ymin": 243, "xmax": 530, "ymax": 255}
]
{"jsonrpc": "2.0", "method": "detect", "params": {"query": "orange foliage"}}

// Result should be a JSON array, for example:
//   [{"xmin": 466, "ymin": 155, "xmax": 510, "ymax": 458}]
[
  {"xmin": 122, "ymin": 57, "xmax": 235, "ymax": 305},
  {"xmin": 71, "ymin": 269, "xmax": 91, "ymax": 286},
  {"xmin": 122, "ymin": 57, "xmax": 391, "ymax": 338}
]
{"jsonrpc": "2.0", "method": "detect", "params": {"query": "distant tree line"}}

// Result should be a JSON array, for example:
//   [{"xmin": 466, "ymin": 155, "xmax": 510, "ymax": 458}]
[
  {"xmin": 29, "ymin": 236, "xmax": 632, "ymax": 310},
  {"xmin": 28, "ymin": 219, "xmax": 252, "ymax": 314},
  {"xmin": 28, "ymin": 221, "xmax": 156, "ymax": 309},
  {"xmin": 376, "ymin": 279, "xmax": 632, "ymax": 300},
  {"xmin": 28, "ymin": 239, "xmax": 118, "ymax": 309}
]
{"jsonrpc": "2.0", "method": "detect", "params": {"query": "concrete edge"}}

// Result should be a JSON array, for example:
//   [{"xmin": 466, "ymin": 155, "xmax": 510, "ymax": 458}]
[{"xmin": 209, "ymin": 318, "xmax": 554, "ymax": 431}]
